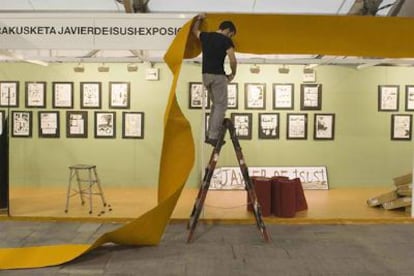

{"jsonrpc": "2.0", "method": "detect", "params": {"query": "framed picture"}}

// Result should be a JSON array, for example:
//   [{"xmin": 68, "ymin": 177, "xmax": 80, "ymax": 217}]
[
  {"xmin": 95, "ymin": 112, "xmax": 116, "ymax": 138},
  {"xmin": 109, "ymin": 82, "xmax": 130, "ymax": 109},
  {"xmin": 12, "ymin": 111, "xmax": 32, "ymax": 137},
  {"xmin": 300, "ymin": 84, "xmax": 322, "ymax": 110},
  {"xmin": 38, "ymin": 111, "xmax": 59, "ymax": 138},
  {"xmin": 0, "ymin": 81, "xmax": 19, "ymax": 107},
  {"xmin": 378, "ymin": 85, "xmax": 399, "ymax": 111},
  {"xmin": 227, "ymin": 83, "xmax": 238, "ymax": 109},
  {"xmin": 245, "ymin": 83, "xmax": 266, "ymax": 109},
  {"xmin": 122, "ymin": 112, "xmax": 144, "ymax": 139},
  {"xmin": 25, "ymin": 82, "xmax": 46, "ymax": 108},
  {"xmin": 53, "ymin": 82, "xmax": 73, "ymax": 108},
  {"xmin": 81, "ymin": 82, "xmax": 101, "ymax": 109},
  {"xmin": 287, "ymin": 113, "xmax": 308, "ymax": 140},
  {"xmin": 231, "ymin": 113, "xmax": 252, "ymax": 140},
  {"xmin": 273, "ymin": 83, "xmax": 294, "ymax": 110},
  {"xmin": 0, "ymin": 110, "xmax": 5, "ymax": 136},
  {"xmin": 405, "ymin": 85, "xmax": 414, "ymax": 111},
  {"xmin": 258, "ymin": 113, "xmax": 279, "ymax": 139},
  {"xmin": 189, "ymin": 82, "xmax": 210, "ymax": 109},
  {"xmin": 66, "ymin": 111, "xmax": 88, "ymax": 138},
  {"xmin": 314, "ymin": 113, "xmax": 335, "ymax": 140},
  {"xmin": 391, "ymin": 114, "xmax": 412, "ymax": 140}
]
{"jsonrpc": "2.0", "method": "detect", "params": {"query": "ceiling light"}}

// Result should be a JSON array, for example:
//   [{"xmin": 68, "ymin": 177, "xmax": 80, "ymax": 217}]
[
  {"xmin": 303, "ymin": 67, "xmax": 314, "ymax": 74},
  {"xmin": 249, "ymin": 64, "xmax": 260, "ymax": 74},
  {"xmin": 278, "ymin": 65, "xmax": 289, "ymax": 74},
  {"xmin": 127, "ymin": 63, "xmax": 138, "ymax": 72},
  {"xmin": 73, "ymin": 63, "xmax": 84, "ymax": 73},
  {"xmin": 98, "ymin": 63, "xmax": 109, "ymax": 72}
]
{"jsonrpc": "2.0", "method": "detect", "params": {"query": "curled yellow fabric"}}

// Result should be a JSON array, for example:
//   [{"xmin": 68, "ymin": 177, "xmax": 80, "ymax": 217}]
[{"xmin": 2, "ymin": 13, "xmax": 414, "ymax": 270}]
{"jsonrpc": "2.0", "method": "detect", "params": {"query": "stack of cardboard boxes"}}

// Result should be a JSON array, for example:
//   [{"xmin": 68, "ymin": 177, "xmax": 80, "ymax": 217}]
[{"xmin": 367, "ymin": 173, "xmax": 412, "ymax": 213}]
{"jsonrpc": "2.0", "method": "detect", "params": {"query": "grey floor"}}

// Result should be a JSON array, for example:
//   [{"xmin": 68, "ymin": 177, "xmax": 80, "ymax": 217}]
[{"xmin": 0, "ymin": 220, "xmax": 414, "ymax": 275}]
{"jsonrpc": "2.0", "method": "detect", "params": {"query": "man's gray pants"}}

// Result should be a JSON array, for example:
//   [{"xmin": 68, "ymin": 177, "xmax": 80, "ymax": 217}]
[{"xmin": 203, "ymin": 73, "xmax": 228, "ymax": 140}]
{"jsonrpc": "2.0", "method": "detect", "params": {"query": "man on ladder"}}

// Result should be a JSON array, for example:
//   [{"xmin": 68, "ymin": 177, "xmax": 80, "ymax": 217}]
[
  {"xmin": 192, "ymin": 13, "xmax": 237, "ymax": 146},
  {"xmin": 189, "ymin": 15, "xmax": 270, "ymax": 243}
]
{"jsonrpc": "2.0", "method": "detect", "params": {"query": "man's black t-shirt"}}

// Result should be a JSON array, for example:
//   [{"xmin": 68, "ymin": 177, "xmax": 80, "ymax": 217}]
[{"xmin": 200, "ymin": 32, "xmax": 234, "ymax": 75}]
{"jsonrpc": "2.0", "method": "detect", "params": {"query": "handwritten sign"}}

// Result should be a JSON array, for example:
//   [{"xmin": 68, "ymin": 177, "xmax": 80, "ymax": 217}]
[{"xmin": 210, "ymin": 166, "xmax": 329, "ymax": 190}]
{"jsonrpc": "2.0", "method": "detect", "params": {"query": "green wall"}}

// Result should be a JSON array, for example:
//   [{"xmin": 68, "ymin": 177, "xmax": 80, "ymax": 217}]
[{"xmin": 1, "ymin": 62, "xmax": 413, "ymax": 189}]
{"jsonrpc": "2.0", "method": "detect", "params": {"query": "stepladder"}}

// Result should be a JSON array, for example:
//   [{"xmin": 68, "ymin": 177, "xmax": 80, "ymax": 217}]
[
  {"xmin": 187, "ymin": 118, "xmax": 271, "ymax": 243},
  {"xmin": 64, "ymin": 164, "xmax": 112, "ymax": 216}
]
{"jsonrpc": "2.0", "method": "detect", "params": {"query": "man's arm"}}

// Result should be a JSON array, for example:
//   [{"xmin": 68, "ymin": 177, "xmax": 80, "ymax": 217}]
[
  {"xmin": 191, "ymin": 13, "xmax": 206, "ymax": 39},
  {"xmin": 226, "ymin": 47, "xmax": 237, "ymax": 82}
]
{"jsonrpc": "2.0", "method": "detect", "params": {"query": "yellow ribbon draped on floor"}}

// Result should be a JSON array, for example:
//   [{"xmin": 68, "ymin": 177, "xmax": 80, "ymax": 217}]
[{"xmin": 1, "ymin": 13, "xmax": 414, "ymax": 270}]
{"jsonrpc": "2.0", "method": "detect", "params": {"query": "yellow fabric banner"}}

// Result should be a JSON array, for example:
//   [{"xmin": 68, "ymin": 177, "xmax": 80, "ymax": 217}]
[{"xmin": 1, "ymin": 13, "xmax": 414, "ymax": 270}]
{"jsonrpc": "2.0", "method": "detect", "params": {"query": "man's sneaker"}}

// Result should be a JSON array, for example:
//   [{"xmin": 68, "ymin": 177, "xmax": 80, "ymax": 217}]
[{"xmin": 205, "ymin": 137, "xmax": 226, "ymax": 147}]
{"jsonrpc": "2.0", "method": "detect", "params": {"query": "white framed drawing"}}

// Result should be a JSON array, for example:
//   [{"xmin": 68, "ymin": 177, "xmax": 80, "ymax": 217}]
[
  {"xmin": 109, "ymin": 82, "xmax": 130, "ymax": 109},
  {"xmin": 122, "ymin": 112, "xmax": 144, "ymax": 139},
  {"xmin": 81, "ymin": 82, "xmax": 101, "ymax": 109},
  {"xmin": 12, "ymin": 111, "xmax": 32, "ymax": 137},
  {"xmin": 314, "ymin": 113, "xmax": 335, "ymax": 140},
  {"xmin": 38, "ymin": 111, "xmax": 59, "ymax": 138},
  {"xmin": 287, "ymin": 113, "xmax": 308, "ymax": 140},
  {"xmin": 53, "ymin": 82, "xmax": 73, "ymax": 108},
  {"xmin": 0, "ymin": 81, "xmax": 19, "ymax": 107},
  {"xmin": 245, "ymin": 83, "xmax": 266, "ymax": 109},
  {"xmin": 273, "ymin": 83, "xmax": 294, "ymax": 110},
  {"xmin": 25, "ymin": 82, "xmax": 46, "ymax": 108},
  {"xmin": 378, "ymin": 85, "xmax": 399, "ymax": 111}
]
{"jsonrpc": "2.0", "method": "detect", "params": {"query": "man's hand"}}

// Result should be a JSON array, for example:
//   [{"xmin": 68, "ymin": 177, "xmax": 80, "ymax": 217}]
[{"xmin": 197, "ymin": 13, "xmax": 206, "ymax": 20}]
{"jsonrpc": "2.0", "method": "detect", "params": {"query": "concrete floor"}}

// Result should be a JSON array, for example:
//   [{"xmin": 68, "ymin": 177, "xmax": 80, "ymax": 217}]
[{"xmin": 1, "ymin": 220, "xmax": 414, "ymax": 275}]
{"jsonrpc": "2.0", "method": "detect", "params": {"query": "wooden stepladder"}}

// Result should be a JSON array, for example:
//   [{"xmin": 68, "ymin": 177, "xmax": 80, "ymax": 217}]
[{"xmin": 187, "ymin": 118, "xmax": 271, "ymax": 243}]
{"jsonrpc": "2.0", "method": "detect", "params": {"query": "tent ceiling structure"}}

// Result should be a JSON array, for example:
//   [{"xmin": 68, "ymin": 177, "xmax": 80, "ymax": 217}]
[{"xmin": 0, "ymin": 0, "xmax": 413, "ymax": 67}]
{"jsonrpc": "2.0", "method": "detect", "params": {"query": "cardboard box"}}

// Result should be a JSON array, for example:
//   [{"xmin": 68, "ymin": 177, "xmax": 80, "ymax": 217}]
[
  {"xmin": 397, "ymin": 184, "xmax": 412, "ymax": 197},
  {"xmin": 393, "ymin": 173, "xmax": 412, "ymax": 187},
  {"xmin": 382, "ymin": 197, "xmax": 411, "ymax": 210},
  {"xmin": 367, "ymin": 190, "xmax": 398, "ymax": 207}
]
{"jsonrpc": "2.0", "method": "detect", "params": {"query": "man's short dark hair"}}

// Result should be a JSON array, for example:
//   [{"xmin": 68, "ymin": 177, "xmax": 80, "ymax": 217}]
[{"xmin": 219, "ymin": 21, "xmax": 236, "ymax": 35}]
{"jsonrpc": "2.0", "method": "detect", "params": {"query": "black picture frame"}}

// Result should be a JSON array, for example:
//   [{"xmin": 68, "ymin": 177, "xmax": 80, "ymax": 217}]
[
  {"xmin": 391, "ymin": 114, "xmax": 412, "ymax": 140},
  {"xmin": 405, "ymin": 85, "xmax": 414, "ymax": 111},
  {"xmin": 314, "ymin": 113, "xmax": 335, "ymax": 140},
  {"xmin": 38, "ymin": 111, "xmax": 60, "ymax": 138},
  {"xmin": 95, "ymin": 111, "xmax": 116, "ymax": 138},
  {"xmin": 245, "ymin": 83, "xmax": 266, "ymax": 110},
  {"xmin": 81, "ymin": 82, "xmax": 102, "ymax": 109},
  {"xmin": 378, "ymin": 85, "xmax": 399, "ymax": 111},
  {"xmin": 12, "ymin": 111, "xmax": 32, "ymax": 137},
  {"xmin": 25, "ymin": 81, "xmax": 46, "ymax": 108},
  {"xmin": 287, "ymin": 113, "xmax": 308, "ymax": 140},
  {"xmin": 273, "ymin": 83, "xmax": 294, "ymax": 110},
  {"xmin": 66, "ymin": 111, "xmax": 88, "ymax": 138},
  {"xmin": 189, "ymin": 82, "xmax": 210, "ymax": 109},
  {"xmin": 227, "ymin": 83, "xmax": 238, "ymax": 109},
  {"xmin": 52, "ymin": 82, "xmax": 74, "ymax": 109},
  {"xmin": 258, "ymin": 113, "xmax": 279, "ymax": 139},
  {"xmin": 231, "ymin": 112, "xmax": 252, "ymax": 140},
  {"xmin": 122, "ymin": 112, "xmax": 144, "ymax": 139},
  {"xmin": 0, "ymin": 81, "xmax": 19, "ymax": 107},
  {"xmin": 109, "ymin": 82, "xmax": 130, "ymax": 109},
  {"xmin": 300, "ymin": 84, "xmax": 322, "ymax": 110}
]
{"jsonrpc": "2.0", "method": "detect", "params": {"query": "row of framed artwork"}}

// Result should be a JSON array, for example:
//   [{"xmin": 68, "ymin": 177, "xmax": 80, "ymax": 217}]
[
  {"xmin": 212, "ymin": 112, "xmax": 336, "ymax": 140},
  {"xmin": 222, "ymin": 112, "xmax": 412, "ymax": 141},
  {"xmin": 0, "ymin": 110, "xmax": 144, "ymax": 139},
  {"xmin": 0, "ymin": 81, "xmax": 131, "ymax": 109},
  {"xmin": 189, "ymin": 82, "xmax": 322, "ymax": 110},
  {"xmin": 378, "ymin": 85, "xmax": 414, "ymax": 111}
]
